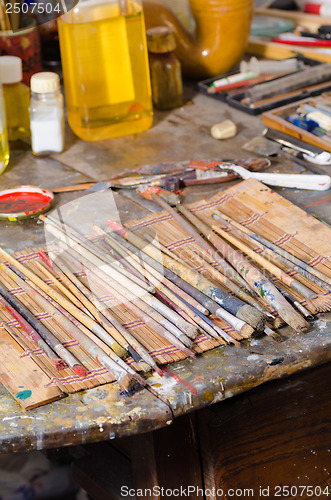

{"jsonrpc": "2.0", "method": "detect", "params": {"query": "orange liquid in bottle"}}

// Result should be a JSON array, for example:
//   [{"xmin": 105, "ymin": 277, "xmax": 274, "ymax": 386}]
[{"xmin": 58, "ymin": 1, "xmax": 153, "ymax": 141}]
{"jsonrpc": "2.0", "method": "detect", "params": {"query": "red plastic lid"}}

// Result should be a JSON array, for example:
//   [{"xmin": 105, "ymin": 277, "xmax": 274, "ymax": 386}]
[{"xmin": 0, "ymin": 185, "xmax": 54, "ymax": 221}]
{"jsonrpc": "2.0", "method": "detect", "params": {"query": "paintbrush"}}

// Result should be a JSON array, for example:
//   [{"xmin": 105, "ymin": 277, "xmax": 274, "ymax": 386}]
[
  {"xmin": 136, "ymin": 189, "xmax": 274, "ymax": 328},
  {"xmin": 273, "ymin": 284, "xmax": 314, "ymax": 319},
  {"xmin": 0, "ymin": 279, "xmax": 87, "ymax": 375},
  {"xmin": 38, "ymin": 253, "xmax": 140, "ymax": 362},
  {"xmin": 210, "ymin": 212, "xmax": 331, "ymax": 313},
  {"xmin": 215, "ymin": 163, "xmax": 331, "ymax": 191},
  {"xmin": 136, "ymin": 186, "xmax": 310, "ymax": 333},
  {"xmin": 40, "ymin": 214, "xmax": 154, "ymax": 293},
  {"xmin": 94, "ymin": 232, "xmax": 200, "ymax": 339}
]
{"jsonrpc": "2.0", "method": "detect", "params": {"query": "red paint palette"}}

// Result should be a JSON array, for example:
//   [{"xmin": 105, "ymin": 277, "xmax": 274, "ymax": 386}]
[{"xmin": 0, "ymin": 186, "xmax": 54, "ymax": 221}]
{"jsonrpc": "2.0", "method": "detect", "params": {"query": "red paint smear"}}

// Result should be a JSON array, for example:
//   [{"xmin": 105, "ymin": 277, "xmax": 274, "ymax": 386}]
[
  {"xmin": 38, "ymin": 251, "xmax": 53, "ymax": 269},
  {"xmin": 0, "ymin": 191, "xmax": 52, "ymax": 214},
  {"xmin": 162, "ymin": 366, "xmax": 198, "ymax": 395},
  {"xmin": 107, "ymin": 219, "xmax": 127, "ymax": 236},
  {"xmin": 303, "ymin": 196, "xmax": 331, "ymax": 208}
]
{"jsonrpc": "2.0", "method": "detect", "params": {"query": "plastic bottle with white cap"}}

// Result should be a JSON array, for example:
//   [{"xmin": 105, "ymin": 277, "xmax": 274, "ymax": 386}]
[
  {"xmin": 0, "ymin": 56, "xmax": 30, "ymax": 141},
  {"xmin": 30, "ymin": 72, "xmax": 64, "ymax": 156}
]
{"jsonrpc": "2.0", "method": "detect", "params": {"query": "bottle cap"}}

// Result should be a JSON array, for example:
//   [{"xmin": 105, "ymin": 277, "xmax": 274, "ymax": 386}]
[
  {"xmin": 30, "ymin": 72, "xmax": 60, "ymax": 93},
  {"xmin": 146, "ymin": 26, "xmax": 177, "ymax": 53},
  {"xmin": 0, "ymin": 56, "xmax": 22, "ymax": 84}
]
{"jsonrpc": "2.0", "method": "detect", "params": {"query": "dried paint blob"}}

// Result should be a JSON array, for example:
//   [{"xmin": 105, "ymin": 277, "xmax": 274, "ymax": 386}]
[
  {"xmin": 0, "ymin": 186, "xmax": 54, "ymax": 221},
  {"xmin": 16, "ymin": 389, "xmax": 32, "ymax": 400}
]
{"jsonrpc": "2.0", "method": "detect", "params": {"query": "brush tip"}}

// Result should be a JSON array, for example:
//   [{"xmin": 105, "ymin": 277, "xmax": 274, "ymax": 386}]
[
  {"xmin": 73, "ymin": 365, "xmax": 88, "ymax": 377},
  {"xmin": 237, "ymin": 304, "xmax": 266, "ymax": 332},
  {"xmin": 179, "ymin": 335, "xmax": 193, "ymax": 349},
  {"xmin": 282, "ymin": 310, "xmax": 309, "ymax": 332},
  {"xmin": 112, "ymin": 343, "xmax": 129, "ymax": 359},
  {"xmin": 184, "ymin": 325, "xmax": 199, "ymax": 340},
  {"xmin": 272, "ymin": 317, "xmax": 285, "ymax": 329},
  {"xmin": 53, "ymin": 359, "xmax": 67, "ymax": 371},
  {"xmin": 309, "ymin": 296, "xmax": 331, "ymax": 313},
  {"xmin": 120, "ymin": 373, "xmax": 146, "ymax": 394},
  {"xmin": 240, "ymin": 324, "xmax": 254, "ymax": 339}
]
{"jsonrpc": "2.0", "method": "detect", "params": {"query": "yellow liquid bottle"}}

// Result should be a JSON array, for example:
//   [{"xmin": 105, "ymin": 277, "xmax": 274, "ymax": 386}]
[
  {"xmin": 0, "ymin": 56, "xmax": 30, "ymax": 143},
  {"xmin": 0, "ymin": 84, "xmax": 9, "ymax": 175},
  {"xmin": 57, "ymin": 0, "xmax": 153, "ymax": 141}
]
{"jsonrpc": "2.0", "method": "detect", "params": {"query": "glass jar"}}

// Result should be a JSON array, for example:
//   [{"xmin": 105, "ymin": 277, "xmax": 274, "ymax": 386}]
[
  {"xmin": 0, "ymin": 83, "xmax": 10, "ymax": 175},
  {"xmin": 57, "ymin": 0, "xmax": 153, "ymax": 141},
  {"xmin": 0, "ymin": 56, "xmax": 30, "ymax": 141},
  {"xmin": 146, "ymin": 26, "xmax": 183, "ymax": 110},
  {"xmin": 30, "ymin": 72, "xmax": 64, "ymax": 156}
]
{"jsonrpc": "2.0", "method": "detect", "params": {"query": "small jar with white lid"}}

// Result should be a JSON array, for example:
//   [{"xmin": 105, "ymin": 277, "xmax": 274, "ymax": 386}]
[{"xmin": 30, "ymin": 72, "xmax": 64, "ymax": 156}]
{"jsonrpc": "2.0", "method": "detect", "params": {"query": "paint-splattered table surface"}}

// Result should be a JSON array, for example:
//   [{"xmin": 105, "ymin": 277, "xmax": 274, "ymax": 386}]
[{"xmin": 0, "ymin": 87, "xmax": 330, "ymax": 454}]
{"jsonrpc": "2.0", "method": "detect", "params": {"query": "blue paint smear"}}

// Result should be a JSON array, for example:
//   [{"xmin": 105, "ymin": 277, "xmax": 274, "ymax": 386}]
[{"xmin": 16, "ymin": 390, "xmax": 32, "ymax": 400}]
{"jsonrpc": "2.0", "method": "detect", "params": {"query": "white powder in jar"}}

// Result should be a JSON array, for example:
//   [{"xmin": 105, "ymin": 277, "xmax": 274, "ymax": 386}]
[{"xmin": 31, "ymin": 116, "xmax": 64, "ymax": 154}]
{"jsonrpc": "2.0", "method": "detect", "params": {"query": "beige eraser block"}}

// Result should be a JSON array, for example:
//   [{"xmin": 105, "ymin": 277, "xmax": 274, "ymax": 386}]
[{"xmin": 211, "ymin": 120, "xmax": 237, "ymax": 139}]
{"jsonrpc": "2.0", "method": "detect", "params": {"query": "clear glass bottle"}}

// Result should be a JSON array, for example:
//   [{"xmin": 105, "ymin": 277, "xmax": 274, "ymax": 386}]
[
  {"xmin": 30, "ymin": 72, "xmax": 65, "ymax": 156},
  {"xmin": 0, "ymin": 83, "xmax": 10, "ymax": 175},
  {"xmin": 146, "ymin": 26, "xmax": 183, "ymax": 110},
  {"xmin": 0, "ymin": 56, "xmax": 30, "ymax": 141},
  {"xmin": 57, "ymin": 0, "xmax": 153, "ymax": 142}
]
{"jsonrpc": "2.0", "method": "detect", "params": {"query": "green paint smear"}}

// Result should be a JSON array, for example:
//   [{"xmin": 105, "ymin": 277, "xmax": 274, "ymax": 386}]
[{"xmin": 16, "ymin": 390, "xmax": 32, "ymax": 400}]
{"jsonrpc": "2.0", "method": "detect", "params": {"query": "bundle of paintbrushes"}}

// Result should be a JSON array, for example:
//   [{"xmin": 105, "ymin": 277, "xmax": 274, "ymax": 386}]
[
  {"xmin": 0, "ymin": 219, "xmax": 258, "ymax": 407},
  {"xmin": 1, "ymin": 178, "xmax": 330, "ymax": 409},
  {"xmin": 132, "ymin": 179, "xmax": 331, "ymax": 329}
]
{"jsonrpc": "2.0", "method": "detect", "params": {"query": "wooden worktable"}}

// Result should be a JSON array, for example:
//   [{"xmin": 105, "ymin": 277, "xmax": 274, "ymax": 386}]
[{"xmin": 0, "ymin": 87, "xmax": 330, "ymax": 498}]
